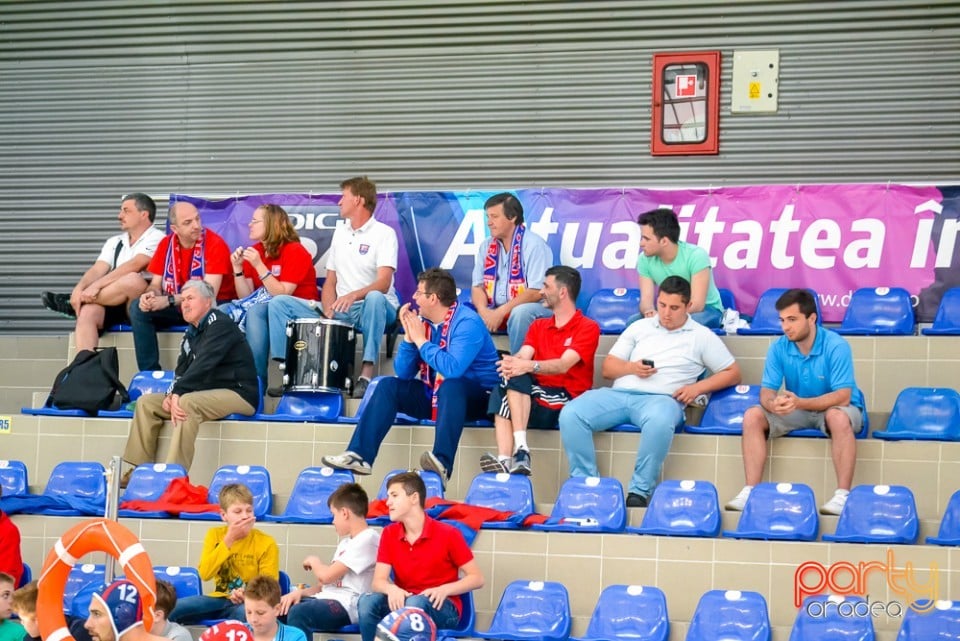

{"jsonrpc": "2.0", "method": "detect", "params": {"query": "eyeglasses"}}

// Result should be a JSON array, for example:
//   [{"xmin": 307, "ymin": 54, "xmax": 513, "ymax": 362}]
[
  {"xmin": 413, "ymin": 289, "xmax": 432, "ymax": 299},
  {"xmin": 249, "ymin": 218, "xmax": 264, "ymax": 225}
]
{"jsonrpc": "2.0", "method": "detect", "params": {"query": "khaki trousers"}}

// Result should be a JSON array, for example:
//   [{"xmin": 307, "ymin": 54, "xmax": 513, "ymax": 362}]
[{"xmin": 122, "ymin": 390, "xmax": 255, "ymax": 470}]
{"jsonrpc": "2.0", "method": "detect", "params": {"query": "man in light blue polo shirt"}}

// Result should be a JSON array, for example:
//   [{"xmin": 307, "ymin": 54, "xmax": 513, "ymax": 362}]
[
  {"xmin": 725, "ymin": 288, "xmax": 865, "ymax": 516},
  {"xmin": 471, "ymin": 192, "xmax": 553, "ymax": 354},
  {"xmin": 635, "ymin": 208, "xmax": 724, "ymax": 328},
  {"xmin": 559, "ymin": 276, "xmax": 742, "ymax": 507}
]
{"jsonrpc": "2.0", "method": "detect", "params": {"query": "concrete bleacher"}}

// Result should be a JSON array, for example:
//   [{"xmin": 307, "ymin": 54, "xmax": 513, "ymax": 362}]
[{"xmin": 4, "ymin": 330, "xmax": 959, "ymax": 640}]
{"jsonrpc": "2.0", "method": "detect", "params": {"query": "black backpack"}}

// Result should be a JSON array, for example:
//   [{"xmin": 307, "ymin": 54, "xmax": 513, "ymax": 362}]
[{"xmin": 45, "ymin": 347, "xmax": 130, "ymax": 415}]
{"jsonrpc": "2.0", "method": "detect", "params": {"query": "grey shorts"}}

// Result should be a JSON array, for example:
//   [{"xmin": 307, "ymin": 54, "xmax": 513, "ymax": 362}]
[{"xmin": 757, "ymin": 405, "xmax": 863, "ymax": 438}]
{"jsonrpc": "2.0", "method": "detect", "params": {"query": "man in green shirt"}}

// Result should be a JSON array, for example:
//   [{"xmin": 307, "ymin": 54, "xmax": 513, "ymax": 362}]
[{"xmin": 635, "ymin": 208, "xmax": 724, "ymax": 328}]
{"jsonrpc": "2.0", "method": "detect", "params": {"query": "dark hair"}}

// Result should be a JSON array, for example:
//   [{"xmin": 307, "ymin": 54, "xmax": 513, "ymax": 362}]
[
  {"xmin": 659, "ymin": 275, "xmax": 691, "ymax": 304},
  {"xmin": 122, "ymin": 192, "xmax": 157, "ymax": 222},
  {"xmin": 387, "ymin": 471, "xmax": 426, "ymax": 509},
  {"xmin": 328, "ymin": 482, "xmax": 369, "ymax": 518},
  {"xmin": 155, "ymin": 580, "xmax": 177, "ymax": 616},
  {"xmin": 244, "ymin": 575, "xmax": 281, "ymax": 606},
  {"xmin": 637, "ymin": 208, "xmax": 680, "ymax": 244},
  {"xmin": 0, "ymin": 571, "xmax": 14, "ymax": 587},
  {"xmin": 417, "ymin": 268, "xmax": 457, "ymax": 306},
  {"xmin": 340, "ymin": 176, "xmax": 378, "ymax": 214},
  {"xmin": 484, "ymin": 192, "xmax": 524, "ymax": 225},
  {"xmin": 775, "ymin": 288, "xmax": 818, "ymax": 318},
  {"xmin": 545, "ymin": 265, "xmax": 581, "ymax": 301}
]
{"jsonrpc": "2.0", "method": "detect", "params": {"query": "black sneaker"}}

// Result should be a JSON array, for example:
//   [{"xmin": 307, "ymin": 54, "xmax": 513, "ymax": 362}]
[
  {"xmin": 479, "ymin": 452, "xmax": 510, "ymax": 474},
  {"xmin": 352, "ymin": 376, "xmax": 371, "ymax": 400},
  {"xmin": 626, "ymin": 492, "xmax": 649, "ymax": 508},
  {"xmin": 41, "ymin": 291, "xmax": 76, "ymax": 318},
  {"xmin": 509, "ymin": 448, "xmax": 532, "ymax": 475}
]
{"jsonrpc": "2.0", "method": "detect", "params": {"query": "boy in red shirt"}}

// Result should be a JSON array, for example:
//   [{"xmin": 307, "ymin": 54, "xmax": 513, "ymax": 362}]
[{"xmin": 357, "ymin": 472, "xmax": 483, "ymax": 641}]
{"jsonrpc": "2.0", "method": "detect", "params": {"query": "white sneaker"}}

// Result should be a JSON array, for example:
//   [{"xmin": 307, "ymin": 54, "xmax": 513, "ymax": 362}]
[
  {"xmin": 725, "ymin": 486, "xmax": 753, "ymax": 511},
  {"xmin": 321, "ymin": 451, "xmax": 372, "ymax": 475},
  {"xmin": 820, "ymin": 489, "xmax": 849, "ymax": 515}
]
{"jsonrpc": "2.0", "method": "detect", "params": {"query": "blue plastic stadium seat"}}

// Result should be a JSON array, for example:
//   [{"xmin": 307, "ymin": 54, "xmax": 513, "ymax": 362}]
[
  {"xmin": 181, "ymin": 465, "xmax": 273, "ymax": 521},
  {"xmin": 719, "ymin": 288, "xmax": 737, "ymax": 312},
  {"xmin": 685, "ymin": 385, "xmax": 760, "ymax": 435},
  {"xmin": 836, "ymin": 287, "xmax": 915, "ymax": 335},
  {"xmin": 628, "ymin": 479, "xmax": 720, "ymax": 538},
  {"xmin": 532, "ymin": 476, "xmax": 626, "ymax": 534},
  {"xmin": 99, "ymin": 370, "xmax": 175, "ymax": 418},
  {"xmin": 263, "ymin": 467, "xmax": 355, "ymax": 523},
  {"xmin": 736, "ymin": 288, "xmax": 822, "ymax": 335},
  {"xmin": 896, "ymin": 600, "xmax": 960, "ymax": 640},
  {"xmin": 822, "ymin": 484, "xmax": 919, "ymax": 544},
  {"xmin": 687, "ymin": 590, "xmax": 771, "ymax": 641},
  {"xmin": 873, "ymin": 387, "xmax": 960, "ymax": 441},
  {"xmin": 253, "ymin": 391, "xmax": 344, "ymax": 423},
  {"xmin": 17, "ymin": 564, "xmax": 31, "ymax": 589},
  {"xmin": 722, "ymin": 482, "xmax": 819, "ymax": 542},
  {"xmin": 464, "ymin": 472, "xmax": 535, "ymax": 529},
  {"xmin": 337, "ymin": 376, "xmax": 422, "ymax": 425},
  {"xmin": 117, "ymin": 463, "xmax": 187, "ymax": 518},
  {"xmin": 153, "ymin": 566, "xmax": 202, "ymax": 598},
  {"xmin": 63, "ymin": 564, "xmax": 106, "ymax": 616},
  {"xmin": 571, "ymin": 584, "xmax": 669, "ymax": 641},
  {"xmin": 35, "ymin": 461, "xmax": 107, "ymax": 516},
  {"xmin": 921, "ymin": 288, "xmax": 960, "ymax": 335},
  {"xmin": 927, "ymin": 489, "xmax": 960, "ymax": 546},
  {"xmin": 439, "ymin": 590, "xmax": 476, "ymax": 640},
  {"xmin": 585, "ymin": 288, "xmax": 642, "ymax": 334},
  {"xmin": 476, "ymin": 580, "xmax": 572, "ymax": 641},
  {"xmin": 790, "ymin": 595, "xmax": 875, "ymax": 641},
  {"xmin": 0, "ymin": 460, "xmax": 29, "ymax": 497}
]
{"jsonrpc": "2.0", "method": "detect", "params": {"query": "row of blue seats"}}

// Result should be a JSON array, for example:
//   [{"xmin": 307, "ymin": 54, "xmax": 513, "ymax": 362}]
[
  {"xmin": 475, "ymin": 581, "xmax": 960, "ymax": 641},
  {"xmin": 696, "ymin": 385, "xmax": 960, "ymax": 441},
  {"xmin": 587, "ymin": 285, "xmax": 960, "ymax": 336},
  {"xmin": 24, "ymin": 371, "xmax": 960, "ymax": 443},
  {"xmin": 5, "ymin": 460, "xmax": 960, "ymax": 547}
]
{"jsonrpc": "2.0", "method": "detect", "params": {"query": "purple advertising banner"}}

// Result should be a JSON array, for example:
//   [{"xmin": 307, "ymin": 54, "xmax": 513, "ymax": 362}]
[{"xmin": 174, "ymin": 183, "xmax": 959, "ymax": 323}]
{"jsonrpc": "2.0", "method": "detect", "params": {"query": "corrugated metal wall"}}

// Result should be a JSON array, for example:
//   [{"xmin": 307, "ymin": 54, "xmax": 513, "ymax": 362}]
[{"xmin": 1, "ymin": 0, "xmax": 958, "ymax": 334}]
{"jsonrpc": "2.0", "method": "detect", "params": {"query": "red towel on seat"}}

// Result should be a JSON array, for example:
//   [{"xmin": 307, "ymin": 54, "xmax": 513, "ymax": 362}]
[{"xmin": 119, "ymin": 477, "xmax": 220, "ymax": 515}]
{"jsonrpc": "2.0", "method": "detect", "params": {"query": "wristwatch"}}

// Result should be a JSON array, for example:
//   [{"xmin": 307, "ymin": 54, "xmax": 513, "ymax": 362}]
[
  {"xmin": 532, "ymin": 361, "xmax": 541, "ymax": 374},
  {"xmin": 168, "ymin": 295, "xmax": 177, "ymax": 307}
]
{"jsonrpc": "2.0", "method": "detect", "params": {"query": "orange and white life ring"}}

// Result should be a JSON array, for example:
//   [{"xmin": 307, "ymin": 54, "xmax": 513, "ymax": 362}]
[{"xmin": 37, "ymin": 518, "xmax": 156, "ymax": 641}]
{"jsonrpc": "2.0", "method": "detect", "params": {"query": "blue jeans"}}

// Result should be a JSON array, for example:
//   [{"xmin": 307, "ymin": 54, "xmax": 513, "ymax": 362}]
[
  {"xmin": 506, "ymin": 302, "xmax": 552, "ymax": 354},
  {"xmin": 558, "ymin": 388, "xmax": 684, "ymax": 497},
  {"xmin": 267, "ymin": 293, "xmax": 398, "ymax": 365},
  {"xmin": 128, "ymin": 299, "xmax": 185, "ymax": 371},
  {"xmin": 169, "ymin": 595, "xmax": 245, "ymax": 624},
  {"xmin": 347, "ymin": 376, "xmax": 490, "ymax": 474},
  {"xmin": 242, "ymin": 301, "xmax": 272, "ymax": 381},
  {"xmin": 285, "ymin": 597, "xmax": 351, "ymax": 636},
  {"xmin": 357, "ymin": 593, "xmax": 460, "ymax": 641}
]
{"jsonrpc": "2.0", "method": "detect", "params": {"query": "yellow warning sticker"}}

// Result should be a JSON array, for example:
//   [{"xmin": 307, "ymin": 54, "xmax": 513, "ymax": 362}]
[
  {"xmin": 749, "ymin": 82, "xmax": 762, "ymax": 99},
  {"xmin": 0, "ymin": 416, "xmax": 11, "ymax": 435}
]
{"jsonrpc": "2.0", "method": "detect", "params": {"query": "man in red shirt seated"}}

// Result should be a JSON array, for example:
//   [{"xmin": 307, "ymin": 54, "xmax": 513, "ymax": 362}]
[
  {"xmin": 128, "ymin": 201, "xmax": 236, "ymax": 371},
  {"xmin": 356, "ymin": 472, "xmax": 483, "ymax": 641},
  {"xmin": 480, "ymin": 265, "xmax": 600, "ymax": 476}
]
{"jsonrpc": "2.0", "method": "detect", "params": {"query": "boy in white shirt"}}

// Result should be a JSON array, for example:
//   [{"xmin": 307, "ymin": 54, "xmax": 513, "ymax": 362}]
[{"xmin": 279, "ymin": 483, "xmax": 380, "ymax": 636}]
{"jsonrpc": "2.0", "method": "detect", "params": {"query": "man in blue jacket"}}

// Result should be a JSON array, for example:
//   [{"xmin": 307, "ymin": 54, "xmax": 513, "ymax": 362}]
[{"xmin": 324, "ymin": 268, "xmax": 499, "ymax": 487}]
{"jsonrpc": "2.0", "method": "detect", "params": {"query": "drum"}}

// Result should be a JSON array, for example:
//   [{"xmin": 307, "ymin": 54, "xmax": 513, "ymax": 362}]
[{"xmin": 281, "ymin": 318, "xmax": 356, "ymax": 393}]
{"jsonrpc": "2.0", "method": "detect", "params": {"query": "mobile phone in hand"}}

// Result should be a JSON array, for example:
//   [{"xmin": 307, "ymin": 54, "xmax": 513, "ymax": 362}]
[{"xmin": 641, "ymin": 359, "xmax": 655, "ymax": 367}]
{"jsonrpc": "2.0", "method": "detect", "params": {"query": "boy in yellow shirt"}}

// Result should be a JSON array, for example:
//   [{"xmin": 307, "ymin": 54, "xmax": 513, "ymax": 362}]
[{"xmin": 169, "ymin": 484, "xmax": 279, "ymax": 624}]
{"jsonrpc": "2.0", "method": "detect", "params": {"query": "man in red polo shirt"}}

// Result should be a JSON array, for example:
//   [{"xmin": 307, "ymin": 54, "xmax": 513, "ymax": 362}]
[
  {"xmin": 357, "ymin": 472, "xmax": 483, "ymax": 641},
  {"xmin": 480, "ymin": 265, "xmax": 600, "ymax": 476}
]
